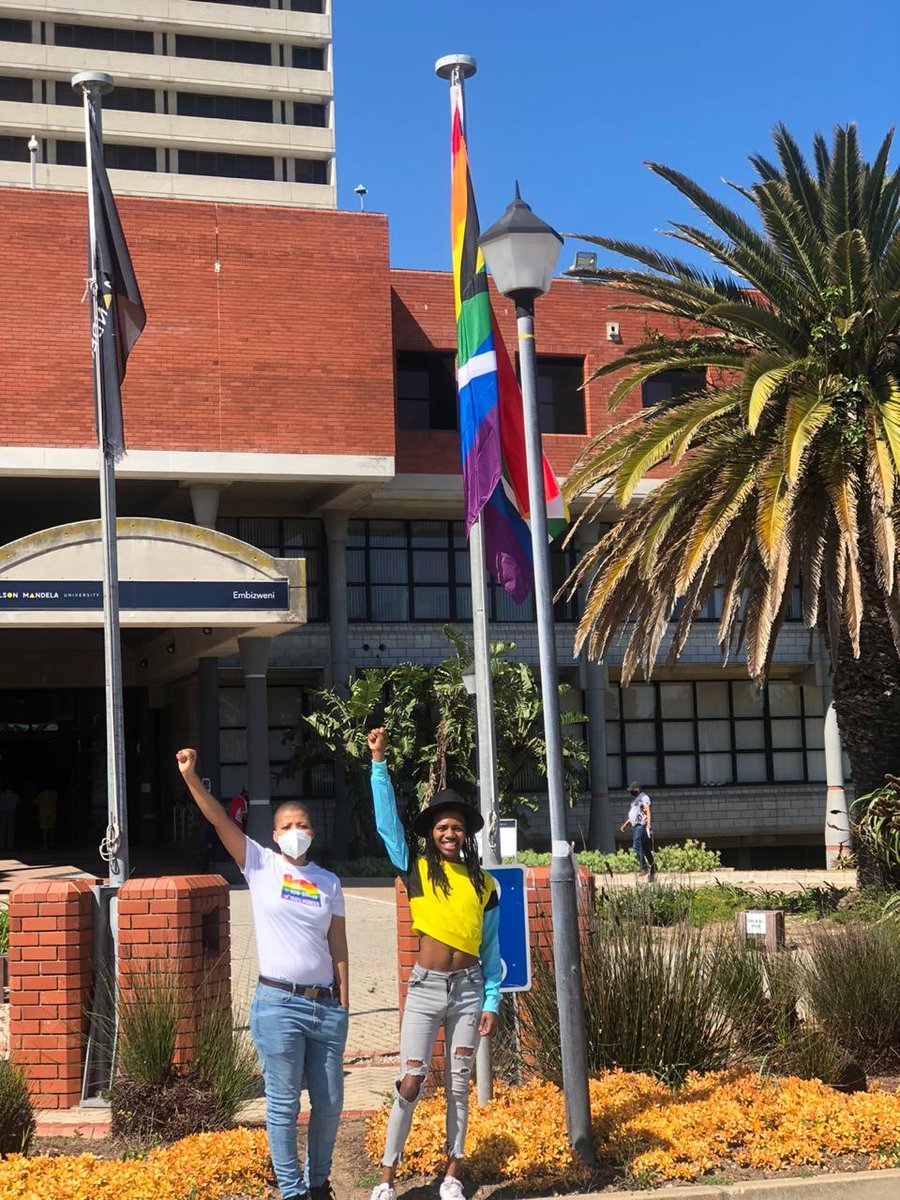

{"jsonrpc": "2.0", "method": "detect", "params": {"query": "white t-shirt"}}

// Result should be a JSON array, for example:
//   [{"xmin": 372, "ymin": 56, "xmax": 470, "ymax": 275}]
[
  {"xmin": 242, "ymin": 837, "xmax": 345, "ymax": 987},
  {"xmin": 628, "ymin": 793, "xmax": 651, "ymax": 827}
]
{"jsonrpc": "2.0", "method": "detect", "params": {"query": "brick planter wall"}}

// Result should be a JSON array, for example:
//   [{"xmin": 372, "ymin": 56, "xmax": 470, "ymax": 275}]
[
  {"xmin": 7, "ymin": 874, "xmax": 231, "ymax": 1109},
  {"xmin": 394, "ymin": 864, "xmax": 597, "ymax": 1081},
  {"xmin": 8, "ymin": 879, "xmax": 96, "ymax": 1109}
]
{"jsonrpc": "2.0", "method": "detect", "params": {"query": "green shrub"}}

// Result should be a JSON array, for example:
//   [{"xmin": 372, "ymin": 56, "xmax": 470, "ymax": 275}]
[
  {"xmin": 330, "ymin": 855, "xmax": 396, "ymax": 878},
  {"xmin": 0, "ymin": 899, "xmax": 8, "ymax": 955},
  {"xmin": 192, "ymin": 1001, "xmax": 259, "ymax": 1120},
  {"xmin": 0, "ymin": 1060, "xmax": 35, "ymax": 1157},
  {"xmin": 521, "ymin": 900, "xmax": 739, "ymax": 1085},
  {"xmin": 116, "ymin": 965, "xmax": 181, "ymax": 1087},
  {"xmin": 515, "ymin": 838, "xmax": 722, "ymax": 875},
  {"xmin": 802, "ymin": 921, "xmax": 900, "ymax": 1074}
]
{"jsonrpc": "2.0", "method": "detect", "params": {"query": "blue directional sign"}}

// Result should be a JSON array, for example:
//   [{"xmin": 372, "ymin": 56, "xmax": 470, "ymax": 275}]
[{"xmin": 486, "ymin": 864, "xmax": 531, "ymax": 992}]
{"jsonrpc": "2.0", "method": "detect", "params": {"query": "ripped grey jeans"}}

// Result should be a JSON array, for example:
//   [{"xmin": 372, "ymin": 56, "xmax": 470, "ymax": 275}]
[{"xmin": 381, "ymin": 963, "xmax": 483, "ymax": 1164}]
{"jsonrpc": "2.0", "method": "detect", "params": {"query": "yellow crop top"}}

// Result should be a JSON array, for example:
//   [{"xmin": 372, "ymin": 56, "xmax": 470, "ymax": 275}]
[{"xmin": 406, "ymin": 856, "xmax": 498, "ymax": 956}]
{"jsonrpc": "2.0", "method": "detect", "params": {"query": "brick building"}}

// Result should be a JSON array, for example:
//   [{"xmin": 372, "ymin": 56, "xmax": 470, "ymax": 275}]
[{"xmin": 0, "ymin": 185, "xmax": 841, "ymax": 869}]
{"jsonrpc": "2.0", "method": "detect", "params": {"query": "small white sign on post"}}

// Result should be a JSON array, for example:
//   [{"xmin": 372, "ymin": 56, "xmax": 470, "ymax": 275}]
[
  {"xmin": 745, "ymin": 911, "xmax": 767, "ymax": 936},
  {"xmin": 477, "ymin": 819, "xmax": 518, "ymax": 860}
]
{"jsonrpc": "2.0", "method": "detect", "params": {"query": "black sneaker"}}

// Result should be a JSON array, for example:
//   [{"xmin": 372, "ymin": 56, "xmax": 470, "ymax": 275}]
[{"xmin": 310, "ymin": 1181, "xmax": 336, "ymax": 1200}]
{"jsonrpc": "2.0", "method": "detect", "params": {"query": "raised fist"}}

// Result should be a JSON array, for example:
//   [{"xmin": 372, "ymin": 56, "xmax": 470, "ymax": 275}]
[
  {"xmin": 367, "ymin": 726, "xmax": 387, "ymax": 760},
  {"xmin": 175, "ymin": 748, "xmax": 198, "ymax": 776}
]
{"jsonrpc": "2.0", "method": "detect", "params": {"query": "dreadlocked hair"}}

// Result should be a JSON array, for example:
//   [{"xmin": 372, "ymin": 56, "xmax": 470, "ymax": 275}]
[{"xmin": 421, "ymin": 830, "xmax": 487, "ymax": 900}]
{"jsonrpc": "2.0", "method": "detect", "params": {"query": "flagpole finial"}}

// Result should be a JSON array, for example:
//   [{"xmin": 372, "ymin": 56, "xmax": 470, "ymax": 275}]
[
  {"xmin": 71, "ymin": 70, "xmax": 114, "ymax": 96},
  {"xmin": 435, "ymin": 54, "xmax": 477, "ymax": 81}
]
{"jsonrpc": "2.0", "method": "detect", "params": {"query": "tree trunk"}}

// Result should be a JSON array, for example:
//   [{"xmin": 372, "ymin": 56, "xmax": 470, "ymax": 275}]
[{"xmin": 830, "ymin": 528, "xmax": 900, "ymax": 887}]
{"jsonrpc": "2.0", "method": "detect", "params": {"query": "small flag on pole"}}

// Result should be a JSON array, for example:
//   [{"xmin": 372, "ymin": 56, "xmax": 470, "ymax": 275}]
[
  {"xmin": 449, "ymin": 77, "xmax": 567, "ymax": 603},
  {"xmin": 89, "ymin": 104, "xmax": 145, "ymax": 460}
]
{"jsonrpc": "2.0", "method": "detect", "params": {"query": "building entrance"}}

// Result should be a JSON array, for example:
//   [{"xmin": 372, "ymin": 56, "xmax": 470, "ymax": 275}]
[{"xmin": 0, "ymin": 688, "xmax": 105, "ymax": 856}]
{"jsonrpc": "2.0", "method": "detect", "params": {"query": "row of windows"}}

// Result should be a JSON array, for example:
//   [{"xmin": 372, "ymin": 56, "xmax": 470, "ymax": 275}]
[
  {"xmin": 218, "ymin": 517, "xmax": 327, "ymax": 620},
  {"xmin": 606, "ymin": 680, "xmax": 826, "ymax": 787},
  {"xmin": 197, "ymin": 0, "xmax": 325, "ymax": 10},
  {"xmin": 16, "ymin": 80, "xmax": 328, "ymax": 127},
  {"xmin": 0, "ymin": 21, "xmax": 328, "ymax": 71},
  {"xmin": 0, "ymin": 135, "xmax": 329, "ymax": 182},
  {"xmin": 396, "ymin": 351, "xmax": 587, "ymax": 435}
]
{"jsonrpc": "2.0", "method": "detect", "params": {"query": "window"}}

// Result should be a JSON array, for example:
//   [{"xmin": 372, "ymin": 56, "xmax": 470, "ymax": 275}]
[
  {"xmin": 177, "ymin": 91, "xmax": 273, "ymax": 123},
  {"xmin": 535, "ymin": 357, "xmax": 585, "ymax": 433},
  {"xmin": 347, "ymin": 519, "xmax": 578, "ymax": 624},
  {"xmin": 179, "ymin": 149, "xmax": 275, "ymax": 180},
  {"xmin": 292, "ymin": 101, "xmax": 327, "ymax": 127},
  {"xmin": 56, "ymin": 141, "xmax": 157, "ymax": 171},
  {"xmin": 176, "ymin": 34, "xmax": 271, "ymax": 65},
  {"xmin": 292, "ymin": 44, "xmax": 326, "ymax": 70},
  {"xmin": 55, "ymin": 83, "xmax": 155, "ymax": 112},
  {"xmin": 293, "ymin": 158, "xmax": 328, "ymax": 184},
  {"xmin": 291, "ymin": 0, "xmax": 325, "ymax": 11},
  {"xmin": 0, "ymin": 135, "xmax": 29, "ymax": 162},
  {"xmin": 53, "ymin": 24, "xmax": 153, "ymax": 54},
  {"xmin": 217, "ymin": 517, "xmax": 327, "ymax": 621},
  {"xmin": 641, "ymin": 368, "xmax": 706, "ymax": 408},
  {"xmin": 0, "ymin": 76, "xmax": 32, "ymax": 102},
  {"xmin": 605, "ymin": 679, "xmax": 825, "ymax": 788},
  {"xmin": 396, "ymin": 351, "xmax": 458, "ymax": 430},
  {"xmin": 0, "ymin": 18, "xmax": 32, "ymax": 42},
  {"xmin": 219, "ymin": 681, "xmax": 334, "ymax": 802}
]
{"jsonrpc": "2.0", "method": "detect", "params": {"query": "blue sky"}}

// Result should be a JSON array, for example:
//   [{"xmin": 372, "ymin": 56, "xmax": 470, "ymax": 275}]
[{"xmin": 334, "ymin": 0, "xmax": 900, "ymax": 273}]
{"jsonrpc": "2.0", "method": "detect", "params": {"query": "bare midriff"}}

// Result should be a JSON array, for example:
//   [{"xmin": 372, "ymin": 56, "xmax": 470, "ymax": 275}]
[{"xmin": 417, "ymin": 932, "xmax": 478, "ymax": 972}]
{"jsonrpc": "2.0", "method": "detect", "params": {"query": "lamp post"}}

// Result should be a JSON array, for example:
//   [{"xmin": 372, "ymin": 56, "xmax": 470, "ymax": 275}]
[{"xmin": 479, "ymin": 187, "xmax": 593, "ymax": 1163}]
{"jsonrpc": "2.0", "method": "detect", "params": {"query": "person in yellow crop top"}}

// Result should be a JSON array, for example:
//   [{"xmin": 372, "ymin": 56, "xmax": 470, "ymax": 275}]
[{"xmin": 367, "ymin": 726, "xmax": 500, "ymax": 1200}]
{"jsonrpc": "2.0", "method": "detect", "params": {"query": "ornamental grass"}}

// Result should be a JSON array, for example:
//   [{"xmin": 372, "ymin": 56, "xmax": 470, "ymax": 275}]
[
  {"xmin": 365, "ymin": 1072, "xmax": 900, "ymax": 1188},
  {"xmin": 0, "ymin": 1126, "xmax": 271, "ymax": 1200}
]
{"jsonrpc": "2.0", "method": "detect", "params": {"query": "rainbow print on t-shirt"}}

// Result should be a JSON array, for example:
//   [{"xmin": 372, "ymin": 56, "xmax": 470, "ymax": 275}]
[{"xmin": 281, "ymin": 874, "xmax": 322, "ymax": 906}]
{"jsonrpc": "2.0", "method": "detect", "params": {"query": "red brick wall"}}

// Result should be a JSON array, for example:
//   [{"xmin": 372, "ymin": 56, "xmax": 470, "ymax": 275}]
[
  {"xmin": 8, "ymin": 879, "xmax": 96, "ymax": 1109},
  {"xmin": 391, "ymin": 269, "xmax": 692, "ymax": 480},
  {"xmin": 117, "ymin": 875, "xmax": 231, "ymax": 1066},
  {"xmin": 7, "ymin": 873, "xmax": 231, "ymax": 1109},
  {"xmin": 0, "ymin": 189, "xmax": 394, "ymax": 459}
]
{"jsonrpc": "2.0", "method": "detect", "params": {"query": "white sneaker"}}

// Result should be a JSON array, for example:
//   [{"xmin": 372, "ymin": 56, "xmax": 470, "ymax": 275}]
[
  {"xmin": 370, "ymin": 1184, "xmax": 396, "ymax": 1200},
  {"xmin": 439, "ymin": 1177, "xmax": 465, "ymax": 1200}
]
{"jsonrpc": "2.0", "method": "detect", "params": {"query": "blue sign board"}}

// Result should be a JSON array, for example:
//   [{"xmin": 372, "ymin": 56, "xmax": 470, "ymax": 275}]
[
  {"xmin": 0, "ymin": 580, "xmax": 290, "ymax": 611},
  {"xmin": 486, "ymin": 864, "xmax": 531, "ymax": 992}
]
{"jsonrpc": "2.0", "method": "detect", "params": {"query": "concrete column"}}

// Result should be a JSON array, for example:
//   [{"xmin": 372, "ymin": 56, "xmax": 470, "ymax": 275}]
[
  {"xmin": 189, "ymin": 484, "xmax": 221, "ymax": 529},
  {"xmin": 137, "ymin": 689, "xmax": 160, "ymax": 847},
  {"xmin": 577, "ymin": 519, "xmax": 615, "ymax": 851},
  {"xmin": 824, "ymin": 699, "xmax": 851, "ymax": 867},
  {"xmin": 323, "ymin": 511, "xmax": 350, "ymax": 689},
  {"xmin": 323, "ymin": 510, "xmax": 351, "ymax": 858},
  {"xmin": 198, "ymin": 657, "xmax": 221, "ymax": 803},
  {"xmin": 239, "ymin": 636, "xmax": 273, "ymax": 844}
]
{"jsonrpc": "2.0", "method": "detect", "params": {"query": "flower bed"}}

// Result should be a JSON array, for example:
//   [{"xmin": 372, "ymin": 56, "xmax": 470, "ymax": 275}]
[
  {"xmin": 366, "ymin": 1071, "xmax": 900, "ymax": 1188},
  {"xmin": 0, "ymin": 1126, "xmax": 271, "ymax": 1200}
]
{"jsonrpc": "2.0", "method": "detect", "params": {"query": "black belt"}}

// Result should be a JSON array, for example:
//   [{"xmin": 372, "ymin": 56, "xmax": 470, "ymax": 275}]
[{"xmin": 258, "ymin": 975, "xmax": 337, "ymax": 1000}]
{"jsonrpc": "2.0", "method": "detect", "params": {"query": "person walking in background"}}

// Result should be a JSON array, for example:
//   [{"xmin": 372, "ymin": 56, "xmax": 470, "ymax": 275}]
[
  {"xmin": 34, "ymin": 785, "xmax": 58, "ymax": 851},
  {"xmin": 0, "ymin": 779, "xmax": 20, "ymax": 850},
  {"xmin": 621, "ymin": 782, "xmax": 656, "ymax": 879},
  {"xmin": 176, "ymin": 748, "xmax": 349, "ymax": 1200},
  {"xmin": 228, "ymin": 786, "xmax": 250, "ymax": 831},
  {"xmin": 366, "ymin": 725, "xmax": 500, "ymax": 1200}
]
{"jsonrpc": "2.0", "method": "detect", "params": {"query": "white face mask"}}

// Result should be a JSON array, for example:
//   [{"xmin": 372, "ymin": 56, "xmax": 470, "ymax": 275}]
[{"xmin": 276, "ymin": 828, "xmax": 312, "ymax": 860}]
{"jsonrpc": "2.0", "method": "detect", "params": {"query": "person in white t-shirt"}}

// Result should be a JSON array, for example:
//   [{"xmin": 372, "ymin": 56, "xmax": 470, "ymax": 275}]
[
  {"xmin": 176, "ymin": 748, "xmax": 349, "ymax": 1200},
  {"xmin": 621, "ymin": 782, "xmax": 656, "ymax": 878}
]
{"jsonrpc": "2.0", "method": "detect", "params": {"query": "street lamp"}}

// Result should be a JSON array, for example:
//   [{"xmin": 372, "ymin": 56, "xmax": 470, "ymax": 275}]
[{"xmin": 479, "ymin": 187, "xmax": 593, "ymax": 1164}]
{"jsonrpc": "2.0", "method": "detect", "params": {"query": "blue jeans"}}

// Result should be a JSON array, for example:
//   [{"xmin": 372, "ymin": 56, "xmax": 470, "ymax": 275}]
[
  {"xmin": 632, "ymin": 824, "xmax": 654, "ymax": 870},
  {"xmin": 250, "ymin": 983, "xmax": 349, "ymax": 1197}
]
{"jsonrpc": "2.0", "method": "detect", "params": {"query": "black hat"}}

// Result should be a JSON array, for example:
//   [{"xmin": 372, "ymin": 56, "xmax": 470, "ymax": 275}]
[{"xmin": 412, "ymin": 789, "xmax": 483, "ymax": 837}]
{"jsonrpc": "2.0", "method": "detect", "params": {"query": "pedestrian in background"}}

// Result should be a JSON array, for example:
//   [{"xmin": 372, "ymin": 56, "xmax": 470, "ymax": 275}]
[
  {"xmin": 621, "ymin": 782, "xmax": 656, "ymax": 879},
  {"xmin": 176, "ymin": 748, "xmax": 349, "ymax": 1200},
  {"xmin": 0, "ymin": 779, "xmax": 20, "ymax": 850}
]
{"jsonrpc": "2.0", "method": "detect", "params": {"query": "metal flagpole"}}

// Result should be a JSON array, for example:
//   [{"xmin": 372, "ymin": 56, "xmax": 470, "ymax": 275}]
[
  {"xmin": 435, "ymin": 53, "xmax": 500, "ymax": 1105},
  {"xmin": 73, "ymin": 69, "xmax": 130, "ymax": 891},
  {"xmin": 73, "ymin": 68, "xmax": 130, "ymax": 1102}
]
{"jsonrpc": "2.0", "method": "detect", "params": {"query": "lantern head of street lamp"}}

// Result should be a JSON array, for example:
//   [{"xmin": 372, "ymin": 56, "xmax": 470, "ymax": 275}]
[{"xmin": 479, "ymin": 183, "xmax": 563, "ymax": 302}]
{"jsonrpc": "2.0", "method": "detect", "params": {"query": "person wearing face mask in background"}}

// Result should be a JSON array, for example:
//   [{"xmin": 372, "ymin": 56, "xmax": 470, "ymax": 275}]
[{"xmin": 176, "ymin": 748, "xmax": 349, "ymax": 1200}]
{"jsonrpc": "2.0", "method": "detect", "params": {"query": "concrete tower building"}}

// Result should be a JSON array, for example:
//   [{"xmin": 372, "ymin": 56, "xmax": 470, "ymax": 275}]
[{"xmin": 0, "ymin": 0, "xmax": 334, "ymax": 206}]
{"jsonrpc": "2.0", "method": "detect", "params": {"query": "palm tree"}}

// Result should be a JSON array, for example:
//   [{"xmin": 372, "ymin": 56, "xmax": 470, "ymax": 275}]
[{"xmin": 565, "ymin": 124, "xmax": 900, "ymax": 829}]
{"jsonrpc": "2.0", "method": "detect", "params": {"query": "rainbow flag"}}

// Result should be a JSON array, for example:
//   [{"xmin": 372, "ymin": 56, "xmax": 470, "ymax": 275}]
[
  {"xmin": 450, "ymin": 77, "xmax": 567, "ymax": 603},
  {"xmin": 281, "ymin": 875, "xmax": 321, "ymax": 906}
]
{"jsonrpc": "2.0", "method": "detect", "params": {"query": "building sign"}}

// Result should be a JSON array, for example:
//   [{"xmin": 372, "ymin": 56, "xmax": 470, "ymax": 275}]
[{"xmin": 0, "ymin": 580, "xmax": 290, "ymax": 611}]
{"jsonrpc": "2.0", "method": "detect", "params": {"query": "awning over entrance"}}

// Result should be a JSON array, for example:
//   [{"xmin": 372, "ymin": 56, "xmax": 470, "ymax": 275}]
[{"xmin": 0, "ymin": 518, "xmax": 305, "ymax": 682}]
